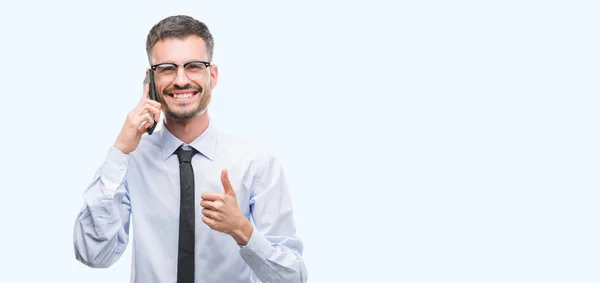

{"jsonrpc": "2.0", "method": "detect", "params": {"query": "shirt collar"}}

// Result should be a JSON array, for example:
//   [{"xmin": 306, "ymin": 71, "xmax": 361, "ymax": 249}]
[{"xmin": 160, "ymin": 122, "xmax": 218, "ymax": 161}]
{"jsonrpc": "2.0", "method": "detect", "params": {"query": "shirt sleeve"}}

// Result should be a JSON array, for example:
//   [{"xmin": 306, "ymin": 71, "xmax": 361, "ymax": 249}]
[
  {"xmin": 239, "ymin": 154, "xmax": 308, "ymax": 283},
  {"xmin": 73, "ymin": 147, "xmax": 133, "ymax": 268}
]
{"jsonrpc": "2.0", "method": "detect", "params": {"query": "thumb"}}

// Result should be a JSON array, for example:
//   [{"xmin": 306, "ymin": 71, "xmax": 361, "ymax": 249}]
[{"xmin": 221, "ymin": 169, "xmax": 235, "ymax": 195}]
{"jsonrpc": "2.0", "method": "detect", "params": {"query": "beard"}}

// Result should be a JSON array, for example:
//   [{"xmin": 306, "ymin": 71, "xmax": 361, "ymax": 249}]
[{"xmin": 161, "ymin": 82, "xmax": 211, "ymax": 121}]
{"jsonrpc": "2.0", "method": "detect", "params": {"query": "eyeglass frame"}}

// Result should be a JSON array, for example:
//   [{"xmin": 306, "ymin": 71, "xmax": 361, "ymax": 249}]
[{"xmin": 149, "ymin": 60, "xmax": 212, "ymax": 83}]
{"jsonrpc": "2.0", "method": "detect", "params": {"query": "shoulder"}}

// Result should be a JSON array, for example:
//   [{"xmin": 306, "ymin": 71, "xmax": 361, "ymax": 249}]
[
  {"xmin": 215, "ymin": 130, "xmax": 281, "ymax": 169},
  {"xmin": 214, "ymin": 130, "xmax": 289, "ymax": 192},
  {"xmin": 128, "ymin": 127, "xmax": 164, "ymax": 159},
  {"xmin": 139, "ymin": 132, "xmax": 162, "ymax": 148},
  {"xmin": 216, "ymin": 130, "xmax": 272, "ymax": 158}
]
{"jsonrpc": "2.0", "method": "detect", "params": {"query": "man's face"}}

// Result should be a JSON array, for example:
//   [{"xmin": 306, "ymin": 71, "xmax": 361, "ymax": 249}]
[{"xmin": 150, "ymin": 35, "xmax": 218, "ymax": 121}]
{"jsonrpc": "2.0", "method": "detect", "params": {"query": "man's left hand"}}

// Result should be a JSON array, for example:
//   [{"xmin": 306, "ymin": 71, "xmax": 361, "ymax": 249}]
[{"xmin": 200, "ymin": 169, "xmax": 253, "ymax": 245}]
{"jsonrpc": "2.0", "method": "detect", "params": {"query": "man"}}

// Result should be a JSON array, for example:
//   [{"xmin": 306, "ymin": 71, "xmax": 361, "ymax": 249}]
[{"xmin": 73, "ymin": 15, "xmax": 307, "ymax": 283}]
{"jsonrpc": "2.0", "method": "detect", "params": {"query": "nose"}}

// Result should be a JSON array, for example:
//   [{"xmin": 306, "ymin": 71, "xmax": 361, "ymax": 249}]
[{"xmin": 173, "ymin": 66, "xmax": 189, "ymax": 87}]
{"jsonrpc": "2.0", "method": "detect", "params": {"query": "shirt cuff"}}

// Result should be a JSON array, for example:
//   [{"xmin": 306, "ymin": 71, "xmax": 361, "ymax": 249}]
[
  {"xmin": 239, "ymin": 227, "xmax": 273, "ymax": 261},
  {"xmin": 99, "ymin": 147, "xmax": 131, "ymax": 195}
]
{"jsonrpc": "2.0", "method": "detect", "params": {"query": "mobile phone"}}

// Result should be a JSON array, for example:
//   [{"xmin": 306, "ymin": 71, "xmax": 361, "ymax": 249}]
[{"xmin": 145, "ymin": 69, "xmax": 158, "ymax": 135}]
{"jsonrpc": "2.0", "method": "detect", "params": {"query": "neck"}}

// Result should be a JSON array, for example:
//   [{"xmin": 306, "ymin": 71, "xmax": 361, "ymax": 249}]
[{"xmin": 164, "ymin": 110, "xmax": 210, "ymax": 144}]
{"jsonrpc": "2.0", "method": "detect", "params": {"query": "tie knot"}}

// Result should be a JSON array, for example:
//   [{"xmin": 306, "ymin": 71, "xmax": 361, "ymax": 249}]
[{"xmin": 175, "ymin": 145, "xmax": 197, "ymax": 164}]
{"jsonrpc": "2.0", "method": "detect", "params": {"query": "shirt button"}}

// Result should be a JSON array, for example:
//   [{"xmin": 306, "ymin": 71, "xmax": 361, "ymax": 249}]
[
  {"xmin": 118, "ymin": 164, "xmax": 125, "ymax": 170},
  {"xmin": 243, "ymin": 254, "xmax": 249, "ymax": 259}
]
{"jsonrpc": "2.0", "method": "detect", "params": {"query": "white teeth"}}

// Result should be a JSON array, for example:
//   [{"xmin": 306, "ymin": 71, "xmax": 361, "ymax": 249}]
[{"xmin": 173, "ymin": 93, "xmax": 193, "ymax": 99}]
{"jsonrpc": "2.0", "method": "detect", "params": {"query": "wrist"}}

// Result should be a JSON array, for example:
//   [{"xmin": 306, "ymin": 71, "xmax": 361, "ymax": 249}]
[
  {"xmin": 113, "ymin": 142, "xmax": 131, "ymax": 155},
  {"xmin": 231, "ymin": 219, "xmax": 253, "ymax": 246}
]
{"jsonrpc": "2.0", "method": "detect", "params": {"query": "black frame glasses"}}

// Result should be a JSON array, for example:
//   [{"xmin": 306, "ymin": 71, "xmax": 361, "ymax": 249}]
[{"xmin": 150, "ymin": 60, "xmax": 212, "ymax": 83}]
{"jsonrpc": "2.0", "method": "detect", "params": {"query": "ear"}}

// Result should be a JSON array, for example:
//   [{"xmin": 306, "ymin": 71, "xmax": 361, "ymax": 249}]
[{"xmin": 209, "ymin": 64, "xmax": 219, "ymax": 89}]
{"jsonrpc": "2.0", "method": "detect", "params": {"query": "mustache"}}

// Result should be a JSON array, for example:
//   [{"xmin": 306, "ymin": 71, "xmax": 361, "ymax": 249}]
[{"xmin": 162, "ymin": 84, "xmax": 202, "ymax": 95}]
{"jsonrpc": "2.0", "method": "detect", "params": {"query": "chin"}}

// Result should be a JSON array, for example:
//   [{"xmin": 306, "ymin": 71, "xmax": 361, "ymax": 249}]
[{"xmin": 165, "ymin": 107, "xmax": 206, "ymax": 121}]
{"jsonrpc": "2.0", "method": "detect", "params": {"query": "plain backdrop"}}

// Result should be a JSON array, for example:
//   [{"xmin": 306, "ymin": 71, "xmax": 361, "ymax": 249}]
[{"xmin": 0, "ymin": 0, "xmax": 599, "ymax": 282}]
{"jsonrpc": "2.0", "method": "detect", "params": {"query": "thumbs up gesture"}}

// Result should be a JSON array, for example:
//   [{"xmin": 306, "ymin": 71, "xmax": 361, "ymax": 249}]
[{"xmin": 200, "ymin": 169, "xmax": 253, "ymax": 245}]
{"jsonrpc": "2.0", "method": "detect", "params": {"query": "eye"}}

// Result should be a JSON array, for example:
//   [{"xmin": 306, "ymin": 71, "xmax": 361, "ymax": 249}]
[{"xmin": 186, "ymin": 63, "xmax": 204, "ymax": 70}]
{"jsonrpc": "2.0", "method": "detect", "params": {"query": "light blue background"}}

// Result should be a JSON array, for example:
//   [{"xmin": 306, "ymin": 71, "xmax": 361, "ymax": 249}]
[{"xmin": 0, "ymin": 0, "xmax": 598, "ymax": 282}]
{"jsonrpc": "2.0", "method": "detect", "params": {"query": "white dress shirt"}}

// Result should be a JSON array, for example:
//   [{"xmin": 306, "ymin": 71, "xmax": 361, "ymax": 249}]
[{"xmin": 73, "ymin": 122, "xmax": 307, "ymax": 283}]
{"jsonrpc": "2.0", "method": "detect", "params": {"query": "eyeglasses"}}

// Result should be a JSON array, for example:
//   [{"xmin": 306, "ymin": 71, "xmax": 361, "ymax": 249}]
[{"xmin": 150, "ymin": 61, "xmax": 211, "ymax": 84}]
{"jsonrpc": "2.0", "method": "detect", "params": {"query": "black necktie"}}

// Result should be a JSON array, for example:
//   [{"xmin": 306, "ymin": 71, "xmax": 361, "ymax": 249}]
[{"xmin": 175, "ymin": 145, "xmax": 198, "ymax": 283}]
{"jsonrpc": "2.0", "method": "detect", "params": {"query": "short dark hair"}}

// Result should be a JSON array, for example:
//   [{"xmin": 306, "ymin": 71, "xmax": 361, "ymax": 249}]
[{"xmin": 146, "ymin": 15, "xmax": 214, "ymax": 62}]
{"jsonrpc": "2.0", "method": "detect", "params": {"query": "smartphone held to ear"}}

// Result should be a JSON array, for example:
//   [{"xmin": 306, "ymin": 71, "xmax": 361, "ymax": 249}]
[{"xmin": 145, "ymin": 69, "xmax": 159, "ymax": 135}]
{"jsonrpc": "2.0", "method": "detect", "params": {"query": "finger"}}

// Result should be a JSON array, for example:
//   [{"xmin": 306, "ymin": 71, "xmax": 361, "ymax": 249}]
[
  {"xmin": 200, "ymin": 200, "xmax": 224, "ymax": 210},
  {"xmin": 142, "ymin": 98, "xmax": 162, "ymax": 109},
  {"xmin": 140, "ymin": 103, "xmax": 161, "ymax": 122},
  {"xmin": 137, "ymin": 120, "xmax": 153, "ymax": 133},
  {"xmin": 135, "ymin": 112, "xmax": 153, "ymax": 128},
  {"xmin": 201, "ymin": 192, "xmax": 225, "ymax": 202},
  {"xmin": 137, "ymin": 102, "xmax": 160, "ymax": 115},
  {"xmin": 135, "ymin": 112, "xmax": 155, "ymax": 132},
  {"xmin": 138, "ymin": 83, "xmax": 150, "ymax": 105},
  {"xmin": 129, "ymin": 103, "xmax": 160, "ymax": 127},
  {"xmin": 202, "ymin": 208, "xmax": 220, "ymax": 220},
  {"xmin": 202, "ymin": 216, "xmax": 217, "ymax": 228},
  {"xmin": 138, "ymin": 86, "xmax": 162, "ymax": 110},
  {"xmin": 221, "ymin": 169, "xmax": 235, "ymax": 196}
]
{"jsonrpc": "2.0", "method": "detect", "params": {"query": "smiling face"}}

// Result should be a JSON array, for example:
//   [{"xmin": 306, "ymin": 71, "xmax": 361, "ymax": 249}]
[{"xmin": 150, "ymin": 35, "xmax": 218, "ymax": 121}]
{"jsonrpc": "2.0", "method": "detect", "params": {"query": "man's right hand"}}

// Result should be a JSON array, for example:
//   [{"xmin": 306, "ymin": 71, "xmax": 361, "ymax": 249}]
[{"xmin": 113, "ymin": 83, "xmax": 162, "ymax": 154}]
